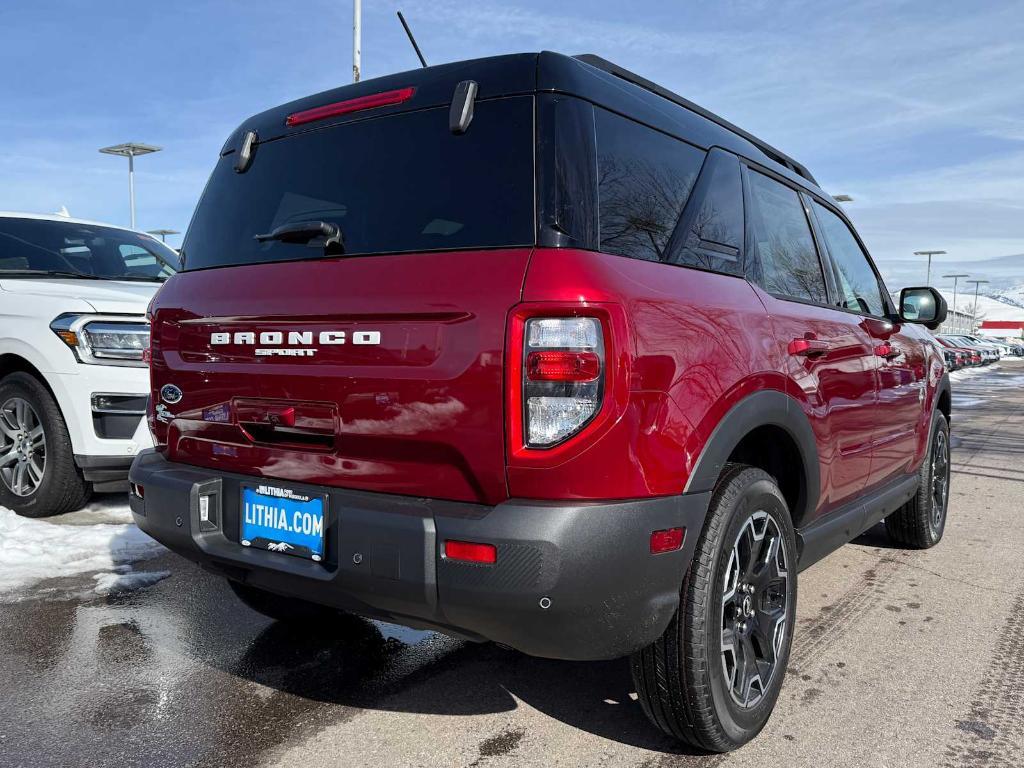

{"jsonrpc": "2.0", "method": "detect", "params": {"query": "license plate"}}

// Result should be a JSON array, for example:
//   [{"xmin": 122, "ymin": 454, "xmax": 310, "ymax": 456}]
[{"xmin": 240, "ymin": 484, "xmax": 327, "ymax": 561}]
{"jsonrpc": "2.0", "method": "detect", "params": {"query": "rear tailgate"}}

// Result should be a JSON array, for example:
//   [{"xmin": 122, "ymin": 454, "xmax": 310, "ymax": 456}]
[
  {"xmin": 150, "ymin": 249, "xmax": 530, "ymax": 505},
  {"xmin": 149, "ymin": 70, "xmax": 538, "ymax": 505}
]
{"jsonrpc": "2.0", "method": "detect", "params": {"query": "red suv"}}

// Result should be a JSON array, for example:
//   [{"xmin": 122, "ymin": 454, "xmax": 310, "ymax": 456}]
[{"xmin": 130, "ymin": 53, "xmax": 952, "ymax": 751}]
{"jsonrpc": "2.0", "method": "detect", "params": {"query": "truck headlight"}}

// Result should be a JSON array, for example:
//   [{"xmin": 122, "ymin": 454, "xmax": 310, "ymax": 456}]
[{"xmin": 50, "ymin": 314, "xmax": 150, "ymax": 367}]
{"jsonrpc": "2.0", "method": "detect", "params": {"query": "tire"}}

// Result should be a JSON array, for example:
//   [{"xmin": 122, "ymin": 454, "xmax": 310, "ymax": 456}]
[
  {"xmin": 227, "ymin": 579, "xmax": 348, "ymax": 624},
  {"xmin": 631, "ymin": 465, "xmax": 798, "ymax": 752},
  {"xmin": 885, "ymin": 410, "xmax": 950, "ymax": 549},
  {"xmin": 0, "ymin": 372, "xmax": 91, "ymax": 518}
]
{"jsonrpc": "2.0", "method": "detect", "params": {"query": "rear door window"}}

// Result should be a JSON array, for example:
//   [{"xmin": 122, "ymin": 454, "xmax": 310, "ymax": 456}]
[
  {"xmin": 181, "ymin": 96, "xmax": 535, "ymax": 270},
  {"xmin": 595, "ymin": 108, "xmax": 705, "ymax": 262},
  {"xmin": 811, "ymin": 202, "xmax": 888, "ymax": 316},
  {"xmin": 745, "ymin": 170, "xmax": 828, "ymax": 304}
]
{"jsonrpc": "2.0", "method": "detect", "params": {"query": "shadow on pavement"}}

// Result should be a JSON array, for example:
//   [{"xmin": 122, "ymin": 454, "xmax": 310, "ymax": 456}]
[{"xmin": 230, "ymin": 613, "xmax": 703, "ymax": 756}]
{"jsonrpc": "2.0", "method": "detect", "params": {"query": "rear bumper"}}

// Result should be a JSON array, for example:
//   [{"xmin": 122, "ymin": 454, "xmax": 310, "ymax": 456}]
[{"xmin": 129, "ymin": 449, "xmax": 709, "ymax": 661}]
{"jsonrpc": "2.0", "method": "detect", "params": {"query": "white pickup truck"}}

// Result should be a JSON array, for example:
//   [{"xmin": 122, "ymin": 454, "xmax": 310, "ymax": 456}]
[{"xmin": 0, "ymin": 212, "xmax": 176, "ymax": 517}]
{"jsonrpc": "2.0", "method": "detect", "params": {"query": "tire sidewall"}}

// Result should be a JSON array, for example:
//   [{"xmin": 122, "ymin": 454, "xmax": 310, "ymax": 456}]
[
  {"xmin": 923, "ymin": 412, "xmax": 951, "ymax": 544},
  {"xmin": 703, "ymin": 474, "xmax": 798, "ymax": 745},
  {"xmin": 0, "ymin": 373, "xmax": 82, "ymax": 516}
]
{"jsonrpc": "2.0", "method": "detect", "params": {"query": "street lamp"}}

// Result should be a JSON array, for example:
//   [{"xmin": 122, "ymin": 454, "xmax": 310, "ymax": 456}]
[
  {"xmin": 99, "ymin": 142, "xmax": 162, "ymax": 229},
  {"xmin": 966, "ymin": 279, "xmax": 989, "ymax": 334},
  {"xmin": 833, "ymin": 194, "xmax": 854, "ymax": 203},
  {"xmin": 146, "ymin": 228, "xmax": 180, "ymax": 243},
  {"xmin": 943, "ymin": 274, "xmax": 969, "ymax": 333},
  {"xmin": 915, "ymin": 250, "xmax": 947, "ymax": 287}
]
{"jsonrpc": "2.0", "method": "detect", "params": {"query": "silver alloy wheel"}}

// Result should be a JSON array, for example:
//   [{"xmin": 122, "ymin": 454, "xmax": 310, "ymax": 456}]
[
  {"xmin": 931, "ymin": 428, "xmax": 950, "ymax": 529},
  {"xmin": 720, "ymin": 510, "xmax": 789, "ymax": 708},
  {"xmin": 0, "ymin": 397, "xmax": 46, "ymax": 496}
]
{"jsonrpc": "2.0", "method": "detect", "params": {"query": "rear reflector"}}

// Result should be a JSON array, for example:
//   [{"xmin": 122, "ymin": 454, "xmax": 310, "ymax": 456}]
[
  {"xmin": 650, "ymin": 527, "xmax": 684, "ymax": 554},
  {"xmin": 285, "ymin": 87, "xmax": 416, "ymax": 127},
  {"xmin": 444, "ymin": 540, "xmax": 497, "ymax": 564}
]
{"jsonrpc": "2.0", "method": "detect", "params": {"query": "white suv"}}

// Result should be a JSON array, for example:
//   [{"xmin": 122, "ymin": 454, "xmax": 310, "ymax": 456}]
[{"xmin": 0, "ymin": 212, "xmax": 176, "ymax": 517}]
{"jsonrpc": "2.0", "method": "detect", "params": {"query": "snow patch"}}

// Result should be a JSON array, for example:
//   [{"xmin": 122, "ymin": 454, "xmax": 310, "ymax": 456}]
[
  {"xmin": 93, "ymin": 569, "xmax": 171, "ymax": 595},
  {"xmin": 950, "ymin": 364, "xmax": 1000, "ymax": 383},
  {"xmin": 0, "ymin": 504, "xmax": 165, "ymax": 594}
]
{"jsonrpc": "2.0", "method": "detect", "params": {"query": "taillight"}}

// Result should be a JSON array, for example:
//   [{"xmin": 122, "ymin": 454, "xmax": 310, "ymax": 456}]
[{"xmin": 522, "ymin": 317, "xmax": 604, "ymax": 448}]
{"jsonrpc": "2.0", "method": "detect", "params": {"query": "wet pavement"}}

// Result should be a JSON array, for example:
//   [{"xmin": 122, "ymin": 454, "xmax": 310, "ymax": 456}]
[{"xmin": 2, "ymin": 360, "xmax": 1023, "ymax": 768}]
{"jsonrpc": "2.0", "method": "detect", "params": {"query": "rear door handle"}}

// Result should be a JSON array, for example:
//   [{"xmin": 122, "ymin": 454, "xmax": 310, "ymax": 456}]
[
  {"xmin": 874, "ymin": 343, "xmax": 903, "ymax": 360},
  {"xmin": 788, "ymin": 338, "xmax": 831, "ymax": 357}
]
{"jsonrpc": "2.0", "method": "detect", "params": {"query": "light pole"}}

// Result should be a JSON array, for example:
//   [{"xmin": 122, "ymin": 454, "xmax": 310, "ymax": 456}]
[
  {"xmin": 833, "ymin": 194, "xmax": 854, "ymax": 203},
  {"xmin": 353, "ymin": 0, "xmax": 361, "ymax": 82},
  {"xmin": 915, "ymin": 250, "xmax": 946, "ymax": 287},
  {"xmin": 146, "ymin": 228, "xmax": 180, "ymax": 243},
  {"xmin": 966, "ymin": 279, "xmax": 989, "ymax": 334},
  {"xmin": 99, "ymin": 143, "xmax": 162, "ymax": 229},
  {"xmin": 944, "ymin": 274, "xmax": 969, "ymax": 333}
]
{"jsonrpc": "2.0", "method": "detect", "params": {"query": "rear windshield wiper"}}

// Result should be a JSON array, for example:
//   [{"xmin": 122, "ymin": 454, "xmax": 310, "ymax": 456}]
[{"xmin": 254, "ymin": 220, "xmax": 344, "ymax": 248}]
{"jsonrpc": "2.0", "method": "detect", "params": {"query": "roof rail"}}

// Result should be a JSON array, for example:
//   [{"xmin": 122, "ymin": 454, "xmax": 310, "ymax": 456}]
[{"xmin": 573, "ymin": 54, "xmax": 818, "ymax": 186}]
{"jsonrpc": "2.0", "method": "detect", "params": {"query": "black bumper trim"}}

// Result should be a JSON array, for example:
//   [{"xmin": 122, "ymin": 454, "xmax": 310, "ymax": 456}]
[
  {"xmin": 75, "ymin": 454, "xmax": 134, "ymax": 485},
  {"xmin": 129, "ymin": 449, "xmax": 710, "ymax": 660}
]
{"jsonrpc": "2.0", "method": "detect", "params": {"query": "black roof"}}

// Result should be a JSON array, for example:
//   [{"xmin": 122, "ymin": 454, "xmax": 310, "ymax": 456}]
[{"xmin": 223, "ymin": 51, "xmax": 822, "ymax": 195}]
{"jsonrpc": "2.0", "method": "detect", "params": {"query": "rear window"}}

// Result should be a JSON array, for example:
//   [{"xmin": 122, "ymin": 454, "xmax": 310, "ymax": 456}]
[{"xmin": 181, "ymin": 96, "xmax": 535, "ymax": 270}]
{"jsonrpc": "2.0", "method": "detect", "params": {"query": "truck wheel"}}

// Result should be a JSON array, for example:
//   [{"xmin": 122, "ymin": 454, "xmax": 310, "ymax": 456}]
[
  {"xmin": 631, "ymin": 465, "xmax": 798, "ymax": 752},
  {"xmin": 0, "ymin": 373, "xmax": 91, "ymax": 518},
  {"xmin": 885, "ymin": 411, "xmax": 950, "ymax": 549},
  {"xmin": 227, "ymin": 580, "xmax": 348, "ymax": 624}
]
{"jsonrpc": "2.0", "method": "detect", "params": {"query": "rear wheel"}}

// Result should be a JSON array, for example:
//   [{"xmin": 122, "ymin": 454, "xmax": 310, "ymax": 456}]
[
  {"xmin": 0, "ymin": 373, "xmax": 91, "ymax": 518},
  {"xmin": 885, "ymin": 411, "xmax": 950, "ymax": 549},
  {"xmin": 227, "ymin": 580, "xmax": 348, "ymax": 624},
  {"xmin": 631, "ymin": 465, "xmax": 797, "ymax": 752}
]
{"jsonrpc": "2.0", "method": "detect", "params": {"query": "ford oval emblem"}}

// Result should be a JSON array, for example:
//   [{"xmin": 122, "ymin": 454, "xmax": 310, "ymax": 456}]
[{"xmin": 160, "ymin": 384, "xmax": 183, "ymax": 404}]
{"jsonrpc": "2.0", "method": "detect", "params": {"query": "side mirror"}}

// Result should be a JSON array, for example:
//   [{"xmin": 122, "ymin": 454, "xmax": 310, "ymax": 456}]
[{"xmin": 899, "ymin": 286, "xmax": 947, "ymax": 330}]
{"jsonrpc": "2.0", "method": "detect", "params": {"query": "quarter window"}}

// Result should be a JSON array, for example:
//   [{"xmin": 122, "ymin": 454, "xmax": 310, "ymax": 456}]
[
  {"xmin": 745, "ymin": 171, "xmax": 828, "ymax": 303},
  {"xmin": 596, "ymin": 108, "xmax": 705, "ymax": 262},
  {"xmin": 668, "ymin": 151, "xmax": 744, "ymax": 276},
  {"xmin": 812, "ymin": 202, "xmax": 887, "ymax": 316}
]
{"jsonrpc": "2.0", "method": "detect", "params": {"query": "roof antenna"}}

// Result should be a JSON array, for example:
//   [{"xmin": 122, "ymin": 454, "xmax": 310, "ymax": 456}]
[{"xmin": 397, "ymin": 11, "xmax": 428, "ymax": 68}]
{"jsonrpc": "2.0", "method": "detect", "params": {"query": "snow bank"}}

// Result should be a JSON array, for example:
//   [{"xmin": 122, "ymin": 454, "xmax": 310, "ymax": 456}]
[{"xmin": 0, "ymin": 503, "xmax": 165, "ymax": 594}]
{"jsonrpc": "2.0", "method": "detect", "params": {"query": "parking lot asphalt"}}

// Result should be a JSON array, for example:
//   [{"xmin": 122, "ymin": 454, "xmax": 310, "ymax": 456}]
[{"xmin": 2, "ymin": 360, "xmax": 1022, "ymax": 768}]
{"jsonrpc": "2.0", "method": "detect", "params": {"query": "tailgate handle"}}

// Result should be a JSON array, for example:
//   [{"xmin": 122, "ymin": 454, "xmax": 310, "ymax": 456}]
[{"xmin": 234, "ymin": 400, "xmax": 336, "ymax": 450}]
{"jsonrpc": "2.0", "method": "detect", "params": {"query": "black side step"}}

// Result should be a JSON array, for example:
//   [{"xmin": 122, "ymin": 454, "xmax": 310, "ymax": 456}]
[{"xmin": 796, "ymin": 473, "xmax": 918, "ymax": 571}]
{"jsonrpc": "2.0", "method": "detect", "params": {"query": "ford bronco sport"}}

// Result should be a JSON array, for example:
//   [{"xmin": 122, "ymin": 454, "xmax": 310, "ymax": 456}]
[{"xmin": 130, "ymin": 52, "xmax": 951, "ymax": 751}]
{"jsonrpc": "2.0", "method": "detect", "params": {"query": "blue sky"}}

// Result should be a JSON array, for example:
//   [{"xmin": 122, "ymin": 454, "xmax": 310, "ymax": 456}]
[{"xmin": 1, "ymin": 0, "xmax": 1022, "ymax": 287}]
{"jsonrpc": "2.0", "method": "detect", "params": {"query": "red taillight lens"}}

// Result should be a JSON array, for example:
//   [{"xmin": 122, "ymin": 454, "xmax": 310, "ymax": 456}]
[
  {"xmin": 443, "ymin": 540, "xmax": 497, "ymax": 564},
  {"xmin": 526, "ymin": 350, "xmax": 601, "ymax": 382},
  {"xmin": 650, "ymin": 527, "xmax": 685, "ymax": 554},
  {"xmin": 285, "ymin": 87, "xmax": 416, "ymax": 127}
]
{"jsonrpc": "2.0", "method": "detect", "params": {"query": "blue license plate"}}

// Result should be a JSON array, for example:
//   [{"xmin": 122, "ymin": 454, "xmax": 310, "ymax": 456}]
[{"xmin": 240, "ymin": 484, "xmax": 327, "ymax": 561}]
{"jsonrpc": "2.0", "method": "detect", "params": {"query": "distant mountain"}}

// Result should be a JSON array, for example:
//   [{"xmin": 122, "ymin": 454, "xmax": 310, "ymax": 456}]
[{"xmin": 988, "ymin": 283, "xmax": 1024, "ymax": 310}]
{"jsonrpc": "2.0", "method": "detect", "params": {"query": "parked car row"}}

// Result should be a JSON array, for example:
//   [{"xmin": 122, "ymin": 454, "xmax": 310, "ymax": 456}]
[{"xmin": 935, "ymin": 333, "xmax": 1010, "ymax": 367}]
